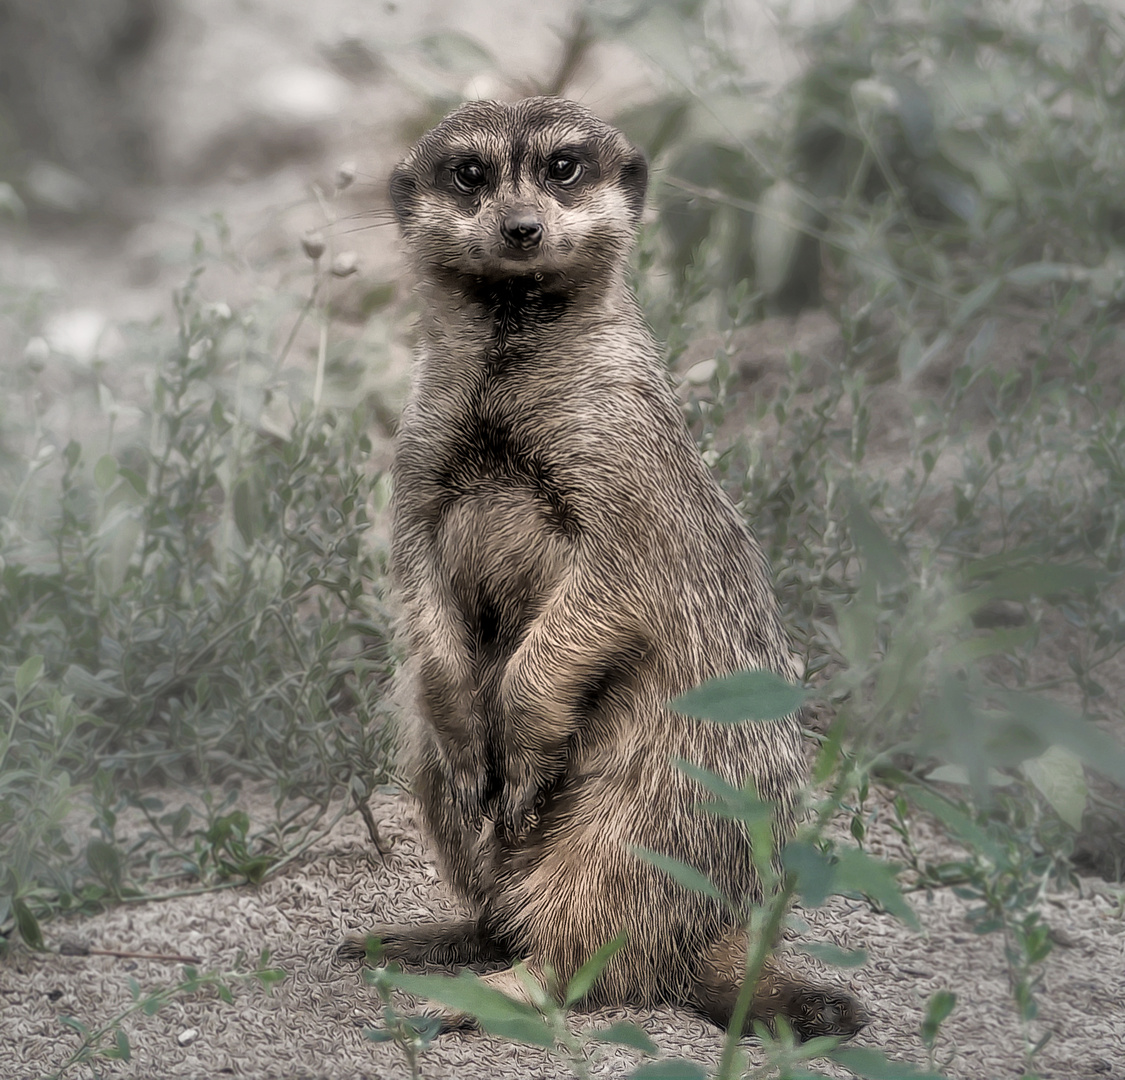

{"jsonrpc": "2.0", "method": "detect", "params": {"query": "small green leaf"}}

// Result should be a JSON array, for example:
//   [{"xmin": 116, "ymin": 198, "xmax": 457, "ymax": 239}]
[
  {"xmin": 630, "ymin": 1060, "xmax": 708, "ymax": 1080},
  {"xmin": 85, "ymin": 838, "xmax": 122, "ymax": 888},
  {"xmin": 925, "ymin": 764, "xmax": 1012, "ymax": 787},
  {"xmin": 233, "ymin": 478, "xmax": 258, "ymax": 546},
  {"xmin": 920, "ymin": 989, "xmax": 956, "ymax": 1048},
  {"xmin": 994, "ymin": 689, "xmax": 1125, "ymax": 787},
  {"xmin": 168, "ymin": 805, "xmax": 192, "ymax": 840},
  {"xmin": 142, "ymin": 995, "xmax": 164, "ymax": 1016},
  {"xmin": 942, "ymin": 625, "xmax": 1035, "ymax": 668},
  {"xmin": 673, "ymin": 758, "xmax": 775, "ymax": 826},
  {"xmin": 62, "ymin": 664, "xmax": 126, "ymax": 700},
  {"xmin": 94, "ymin": 454, "xmax": 119, "ymax": 492},
  {"xmin": 59, "ymin": 1015, "xmax": 89, "ymax": 1037},
  {"xmin": 565, "ymin": 931, "xmax": 627, "ymax": 1007},
  {"xmin": 117, "ymin": 466, "xmax": 148, "ymax": 496},
  {"xmin": 796, "ymin": 942, "xmax": 868, "ymax": 968},
  {"xmin": 670, "ymin": 669, "xmax": 806, "ymax": 724},
  {"xmin": 832, "ymin": 1045, "xmax": 946, "ymax": 1079},
  {"xmin": 1021, "ymin": 745, "xmax": 1088, "ymax": 830},
  {"xmin": 385, "ymin": 970, "xmax": 555, "ymax": 1047},
  {"xmin": 256, "ymin": 967, "xmax": 287, "ymax": 992},
  {"xmin": 114, "ymin": 1029, "xmax": 132, "ymax": 1062},
  {"xmin": 752, "ymin": 181, "xmax": 808, "ymax": 295},
  {"xmin": 987, "ymin": 430, "xmax": 1002, "ymax": 461},
  {"xmin": 951, "ymin": 277, "xmax": 1001, "ymax": 329},
  {"xmin": 968, "ymin": 563, "xmax": 1106, "ymax": 602},
  {"xmin": 630, "ymin": 846, "xmax": 724, "ymax": 902},
  {"xmin": 592, "ymin": 1020, "xmax": 658, "ymax": 1055},
  {"xmin": 781, "ymin": 841, "xmax": 836, "ymax": 906},
  {"xmin": 14, "ymin": 655, "xmax": 44, "ymax": 701},
  {"xmin": 833, "ymin": 848, "xmax": 917, "ymax": 929},
  {"xmin": 834, "ymin": 581, "xmax": 876, "ymax": 667},
  {"xmin": 846, "ymin": 496, "xmax": 906, "ymax": 588},
  {"xmin": 1005, "ymin": 262, "xmax": 1077, "ymax": 288},
  {"xmin": 13, "ymin": 898, "xmax": 43, "ymax": 949},
  {"xmin": 238, "ymin": 854, "xmax": 275, "ymax": 885}
]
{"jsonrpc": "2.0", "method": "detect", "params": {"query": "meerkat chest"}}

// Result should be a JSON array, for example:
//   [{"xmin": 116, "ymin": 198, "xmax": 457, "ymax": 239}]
[{"xmin": 424, "ymin": 392, "xmax": 577, "ymax": 631}]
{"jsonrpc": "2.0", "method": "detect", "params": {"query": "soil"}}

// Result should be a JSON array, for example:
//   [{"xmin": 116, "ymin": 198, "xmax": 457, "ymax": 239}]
[{"xmin": 5, "ymin": 789, "xmax": 1124, "ymax": 1080}]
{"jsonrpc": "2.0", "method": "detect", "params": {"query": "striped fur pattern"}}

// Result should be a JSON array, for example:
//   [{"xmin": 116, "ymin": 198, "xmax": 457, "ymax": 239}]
[{"xmin": 340, "ymin": 98, "xmax": 864, "ymax": 1040}]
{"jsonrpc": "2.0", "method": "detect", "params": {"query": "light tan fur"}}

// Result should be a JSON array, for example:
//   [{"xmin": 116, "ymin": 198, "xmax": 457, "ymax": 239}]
[{"xmin": 339, "ymin": 97, "xmax": 865, "ymax": 1042}]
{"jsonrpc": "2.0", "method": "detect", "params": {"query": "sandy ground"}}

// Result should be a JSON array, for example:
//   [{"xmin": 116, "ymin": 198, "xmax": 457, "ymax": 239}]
[{"xmin": 4, "ymin": 788, "xmax": 1124, "ymax": 1080}]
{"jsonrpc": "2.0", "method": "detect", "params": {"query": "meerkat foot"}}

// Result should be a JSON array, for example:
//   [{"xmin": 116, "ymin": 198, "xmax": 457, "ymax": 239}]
[
  {"xmin": 690, "ymin": 933, "xmax": 868, "ymax": 1042},
  {"xmin": 337, "ymin": 919, "xmax": 510, "ymax": 968}
]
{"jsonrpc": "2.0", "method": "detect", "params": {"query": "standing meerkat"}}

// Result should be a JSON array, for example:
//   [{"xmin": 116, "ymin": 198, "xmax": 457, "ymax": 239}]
[{"xmin": 339, "ymin": 97, "xmax": 864, "ymax": 1042}]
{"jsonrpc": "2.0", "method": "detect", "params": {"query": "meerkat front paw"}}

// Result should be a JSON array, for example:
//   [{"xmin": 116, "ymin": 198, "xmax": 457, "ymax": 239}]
[
  {"xmin": 500, "ymin": 752, "xmax": 561, "ymax": 840},
  {"xmin": 500, "ymin": 780, "xmax": 541, "ymax": 842},
  {"xmin": 436, "ymin": 740, "xmax": 492, "ymax": 828}
]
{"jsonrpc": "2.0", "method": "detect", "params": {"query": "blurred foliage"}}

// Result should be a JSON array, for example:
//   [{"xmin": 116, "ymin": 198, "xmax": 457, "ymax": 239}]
[{"xmin": 1, "ymin": 230, "xmax": 394, "ymax": 950}]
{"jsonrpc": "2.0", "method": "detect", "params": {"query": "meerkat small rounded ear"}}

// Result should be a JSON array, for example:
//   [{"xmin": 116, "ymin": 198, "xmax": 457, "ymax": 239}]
[
  {"xmin": 620, "ymin": 150, "xmax": 649, "ymax": 227},
  {"xmin": 389, "ymin": 166, "xmax": 418, "ymax": 226}
]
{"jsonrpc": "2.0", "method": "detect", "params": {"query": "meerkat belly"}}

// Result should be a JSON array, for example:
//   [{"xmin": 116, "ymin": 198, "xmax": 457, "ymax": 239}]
[{"xmin": 435, "ymin": 484, "xmax": 572, "ymax": 652}]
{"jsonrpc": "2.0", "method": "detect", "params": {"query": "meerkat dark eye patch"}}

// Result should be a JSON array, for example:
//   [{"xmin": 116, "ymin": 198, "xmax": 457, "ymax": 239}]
[
  {"xmin": 546, "ymin": 156, "xmax": 582, "ymax": 185},
  {"xmin": 389, "ymin": 167, "xmax": 418, "ymax": 225},
  {"xmin": 619, "ymin": 151, "xmax": 649, "ymax": 225},
  {"xmin": 449, "ymin": 159, "xmax": 489, "ymax": 195},
  {"xmin": 539, "ymin": 146, "xmax": 600, "ymax": 197}
]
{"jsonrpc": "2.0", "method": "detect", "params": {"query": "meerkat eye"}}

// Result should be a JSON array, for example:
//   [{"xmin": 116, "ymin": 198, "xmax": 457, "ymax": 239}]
[
  {"xmin": 451, "ymin": 161, "xmax": 487, "ymax": 194},
  {"xmin": 546, "ymin": 156, "xmax": 582, "ymax": 185}
]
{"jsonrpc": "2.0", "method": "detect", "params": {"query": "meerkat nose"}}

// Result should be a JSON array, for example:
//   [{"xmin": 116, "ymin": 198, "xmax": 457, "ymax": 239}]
[{"xmin": 501, "ymin": 212, "xmax": 544, "ymax": 250}]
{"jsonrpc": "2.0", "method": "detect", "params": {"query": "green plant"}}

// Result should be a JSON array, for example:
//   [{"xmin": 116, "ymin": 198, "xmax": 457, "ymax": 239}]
[
  {"xmin": 42, "ymin": 949, "xmax": 286, "ymax": 1080},
  {"xmin": 0, "ymin": 227, "xmax": 394, "ymax": 948},
  {"xmin": 373, "ymin": 935, "xmax": 666, "ymax": 1080}
]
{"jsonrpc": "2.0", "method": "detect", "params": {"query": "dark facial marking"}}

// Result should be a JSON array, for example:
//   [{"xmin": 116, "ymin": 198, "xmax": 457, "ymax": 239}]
[
  {"xmin": 508, "ymin": 135, "xmax": 528, "ymax": 187},
  {"xmin": 538, "ymin": 144, "xmax": 602, "ymax": 205},
  {"xmin": 452, "ymin": 160, "xmax": 488, "ymax": 195},
  {"xmin": 619, "ymin": 152, "xmax": 649, "ymax": 225},
  {"xmin": 389, "ymin": 167, "xmax": 417, "ymax": 225}
]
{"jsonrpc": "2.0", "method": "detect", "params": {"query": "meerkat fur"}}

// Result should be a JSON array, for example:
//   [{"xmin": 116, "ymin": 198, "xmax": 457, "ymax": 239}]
[{"xmin": 339, "ymin": 97, "xmax": 865, "ymax": 1042}]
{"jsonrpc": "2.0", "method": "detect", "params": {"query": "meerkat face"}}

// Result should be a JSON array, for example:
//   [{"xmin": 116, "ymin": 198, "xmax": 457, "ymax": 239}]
[{"xmin": 389, "ymin": 98, "xmax": 648, "ymax": 288}]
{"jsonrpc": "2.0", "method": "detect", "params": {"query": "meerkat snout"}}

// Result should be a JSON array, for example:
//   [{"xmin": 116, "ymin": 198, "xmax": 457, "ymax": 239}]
[{"xmin": 500, "ymin": 210, "xmax": 544, "ymax": 251}]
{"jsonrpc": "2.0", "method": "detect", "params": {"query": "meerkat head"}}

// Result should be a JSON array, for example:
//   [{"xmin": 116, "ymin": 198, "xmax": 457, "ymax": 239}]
[{"xmin": 389, "ymin": 97, "xmax": 648, "ymax": 292}]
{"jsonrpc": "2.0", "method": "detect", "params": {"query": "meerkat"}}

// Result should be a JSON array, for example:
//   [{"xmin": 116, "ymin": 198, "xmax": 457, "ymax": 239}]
[{"xmin": 338, "ymin": 97, "xmax": 865, "ymax": 1042}]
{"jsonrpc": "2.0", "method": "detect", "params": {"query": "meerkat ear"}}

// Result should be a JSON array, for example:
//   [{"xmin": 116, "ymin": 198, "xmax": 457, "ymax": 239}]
[
  {"xmin": 619, "ymin": 150, "xmax": 649, "ymax": 227},
  {"xmin": 389, "ymin": 166, "xmax": 418, "ymax": 226}
]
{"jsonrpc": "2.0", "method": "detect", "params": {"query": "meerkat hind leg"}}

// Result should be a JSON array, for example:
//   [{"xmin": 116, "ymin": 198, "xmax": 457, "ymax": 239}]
[
  {"xmin": 337, "ymin": 918, "xmax": 510, "ymax": 968},
  {"xmin": 690, "ymin": 930, "xmax": 867, "ymax": 1043}
]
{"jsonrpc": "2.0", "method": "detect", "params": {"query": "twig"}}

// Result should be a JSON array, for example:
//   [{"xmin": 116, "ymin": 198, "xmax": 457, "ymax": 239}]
[
  {"xmin": 356, "ymin": 797, "xmax": 393, "ymax": 861},
  {"xmin": 58, "ymin": 939, "xmax": 202, "ymax": 964}
]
